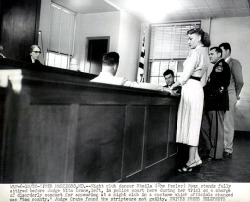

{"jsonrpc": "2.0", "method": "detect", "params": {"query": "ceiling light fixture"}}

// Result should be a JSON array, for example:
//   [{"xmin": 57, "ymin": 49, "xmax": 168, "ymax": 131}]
[{"xmin": 125, "ymin": 0, "xmax": 182, "ymax": 22}]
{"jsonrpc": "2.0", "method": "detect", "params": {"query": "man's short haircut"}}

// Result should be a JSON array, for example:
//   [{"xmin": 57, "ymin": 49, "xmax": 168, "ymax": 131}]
[
  {"xmin": 163, "ymin": 69, "xmax": 174, "ymax": 77},
  {"xmin": 29, "ymin": 45, "xmax": 41, "ymax": 53},
  {"xmin": 102, "ymin": 52, "xmax": 119, "ymax": 66},
  {"xmin": 210, "ymin": 46, "xmax": 222, "ymax": 55},
  {"xmin": 219, "ymin": 42, "xmax": 231, "ymax": 53}
]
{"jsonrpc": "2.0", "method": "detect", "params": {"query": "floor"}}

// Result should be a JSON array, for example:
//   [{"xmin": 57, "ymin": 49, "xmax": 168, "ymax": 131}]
[{"xmin": 163, "ymin": 131, "xmax": 250, "ymax": 182}]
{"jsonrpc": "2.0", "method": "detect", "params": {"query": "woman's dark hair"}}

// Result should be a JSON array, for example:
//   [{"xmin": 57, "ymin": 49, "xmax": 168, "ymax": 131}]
[{"xmin": 187, "ymin": 28, "xmax": 211, "ymax": 47}]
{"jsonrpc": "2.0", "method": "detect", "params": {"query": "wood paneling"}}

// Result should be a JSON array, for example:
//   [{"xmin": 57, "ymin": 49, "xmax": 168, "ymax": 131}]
[
  {"xmin": 0, "ymin": 87, "xmax": 6, "ymax": 182},
  {"xmin": 0, "ymin": 0, "xmax": 41, "ymax": 59},
  {"xmin": 145, "ymin": 106, "xmax": 170, "ymax": 167},
  {"xmin": 74, "ymin": 105, "xmax": 125, "ymax": 182},
  {"xmin": 0, "ymin": 61, "xmax": 179, "ymax": 182},
  {"xmin": 123, "ymin": 106, "xmax": 145, "ymax": 178}
]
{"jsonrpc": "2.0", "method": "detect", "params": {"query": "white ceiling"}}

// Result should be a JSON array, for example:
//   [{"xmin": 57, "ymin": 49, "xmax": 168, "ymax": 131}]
[
  {"xmin": 51, "ymin": 0, "xmax": 118, "ymax": 14},
  {"xmin": 52, "ymin": 0, "xmax": 250, "ymax": 22}
]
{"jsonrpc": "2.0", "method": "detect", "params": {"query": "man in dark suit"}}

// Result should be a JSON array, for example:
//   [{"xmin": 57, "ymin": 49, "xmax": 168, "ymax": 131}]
[
  {"xmin": 201, "ymin": 47, "xmax": 231, "ymax": 160},
  {"xmin": 22, "ymin": 45, "xmax": 43, "ymax": 65},
  {"xmin": 219, "ymin": 43, "xmax": 244, "ymax": 157}
]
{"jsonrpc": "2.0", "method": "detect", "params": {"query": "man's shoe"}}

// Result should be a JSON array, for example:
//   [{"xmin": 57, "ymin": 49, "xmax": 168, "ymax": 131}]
[
  {"xmin": 207, "ymin": 157, "xmax": 222, "ymax": 161},
  {"xmin": 207, "ymin": 157, "xmax": 213, "ymax": 161},
  {"xmin": 223, "ymin": 152, "xmax": 232, "ymax": 158}
]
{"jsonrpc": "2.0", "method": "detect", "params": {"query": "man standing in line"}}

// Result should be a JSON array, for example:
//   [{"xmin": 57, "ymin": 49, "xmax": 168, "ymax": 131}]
[
  {"xmin": 201, "ymin": 47, "xmax": 230, "ymax": 160},
  {"xmin": 219, "ymin": 42, "xmax": 244, "ymax": 157}
]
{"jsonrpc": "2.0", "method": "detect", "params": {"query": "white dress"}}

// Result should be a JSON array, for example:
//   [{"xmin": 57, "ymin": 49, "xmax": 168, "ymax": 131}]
[{"xmin": 176, "ymin": 45, "xmax": 210, "ymax": 146}]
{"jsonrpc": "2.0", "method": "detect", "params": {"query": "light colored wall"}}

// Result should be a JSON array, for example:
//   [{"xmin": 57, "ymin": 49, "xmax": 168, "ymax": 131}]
[
  {"xmin": 75, "ymin": 11, "xmax": 121, "ymax": 72},
  {"xmin": 75, "ymin": 11, "xmax": 141, "ymax": 80},
  {"xmin": 39, "ymin": 0, "xmax": 141, "ymax": 80},
  {"xmin": 205, "ymin": 16, "xmax": 250, "ymax": 131},
  {"xmin": 116, "ymin": 11, "xmax": 141, "ymax": 81},
  {"xmin": 209, "ymin": 16, "xmax": 250, "ymax": 99},
  {"xmin": 38, "ymin": 0, "xmax": 51, "ymax": 64}
]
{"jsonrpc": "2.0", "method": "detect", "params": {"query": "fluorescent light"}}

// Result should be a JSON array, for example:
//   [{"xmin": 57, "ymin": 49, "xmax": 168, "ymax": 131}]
[{"xmin": 124, "ymin": 0, "xmax": 182, "ymax": 22}]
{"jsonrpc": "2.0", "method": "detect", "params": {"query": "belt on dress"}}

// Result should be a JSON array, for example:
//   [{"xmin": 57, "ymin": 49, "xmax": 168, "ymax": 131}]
[{"xmin": 190, "ymin": 76, "xmax": 201, "ymax": 81}]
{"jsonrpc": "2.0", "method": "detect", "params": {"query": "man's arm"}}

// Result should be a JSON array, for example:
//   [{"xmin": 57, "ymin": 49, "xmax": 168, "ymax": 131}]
[
  {"xmin": 123, "ymin": 80, "xmax": 173, "ymax": 94},
  {"xmin": 232, "ymin": 59, "xmax": 244, "ymax": 99},
  {"xmin": 124, "ymin": 80, "xmax": 163, "ymax": 90}
]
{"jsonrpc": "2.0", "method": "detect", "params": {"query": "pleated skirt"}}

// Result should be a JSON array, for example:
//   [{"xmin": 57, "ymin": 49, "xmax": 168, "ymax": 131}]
[{"xmin": 176, "ymin": 79, "xmax": 204, "ymax": 146}]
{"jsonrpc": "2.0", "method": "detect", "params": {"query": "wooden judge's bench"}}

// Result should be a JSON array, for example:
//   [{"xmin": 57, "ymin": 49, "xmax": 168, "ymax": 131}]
[{"xmin": 0, "ymin": 59, "xmax": 179, "ymax": 183}]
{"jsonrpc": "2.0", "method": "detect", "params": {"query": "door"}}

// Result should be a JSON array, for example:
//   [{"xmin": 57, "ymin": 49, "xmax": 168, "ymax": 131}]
[{"xmin": 86, "ymin": 37, "xmax": 109, "ymax": 75}]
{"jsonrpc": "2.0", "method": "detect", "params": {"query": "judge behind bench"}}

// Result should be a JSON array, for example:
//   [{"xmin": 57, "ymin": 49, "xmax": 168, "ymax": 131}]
[{"xmin": 21, "ymin": 45, "xmax": 43, "ymax": 66}]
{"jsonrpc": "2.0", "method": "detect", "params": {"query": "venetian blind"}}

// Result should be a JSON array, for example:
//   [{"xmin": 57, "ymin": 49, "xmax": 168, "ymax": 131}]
[
  {"xmin": 49, "ymin": 3, "xmax": 75, "ymax": 55},
  {"xmin": 149, "ymin": 22, "xmax": 201, "ymax": 60}
]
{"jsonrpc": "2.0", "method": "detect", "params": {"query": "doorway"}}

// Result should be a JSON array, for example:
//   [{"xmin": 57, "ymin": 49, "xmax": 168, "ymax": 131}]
[{"xmin": 85, "ymin": 37, "xmax": 109, "ymax": 75}]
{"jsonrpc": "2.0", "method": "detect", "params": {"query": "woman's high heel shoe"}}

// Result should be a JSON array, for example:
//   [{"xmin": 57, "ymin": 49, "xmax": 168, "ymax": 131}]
[
  {"xmin": 195, "ymin": 159, "xmax": 202, "ymax": 167},
  {"xmin": 178, "ymin": 161, "xmax": 197, "ymax": 173},
  {"xmin": 192, "ymin": 160, "xmax": 202, "ymax": 172},
  {"xmin": 178, "ymin": 160, "xmax": 202, "ymax": 173}
]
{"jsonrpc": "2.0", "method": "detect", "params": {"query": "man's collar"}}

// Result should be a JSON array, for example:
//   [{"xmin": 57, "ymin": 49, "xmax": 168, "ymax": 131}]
[
  {"xmin": 214, "ymin": 58, "xmax": 223, "ymax": 66},
  {"xmin": 31, "ymin": 56, "xmax": 36, "ymax": 63},
  {"xmin": 225, "ymin": 56, "xmax": 231, "ymax": 62},
  {"xmin": 99, "ymin": 71, "xmax": 114, "ymax": 76}
]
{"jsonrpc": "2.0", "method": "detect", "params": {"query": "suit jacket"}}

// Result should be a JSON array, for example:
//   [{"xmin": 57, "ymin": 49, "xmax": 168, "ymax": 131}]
[
  {"xmin": 204, "ymin": 59, "xmax": 231, "ymax": 111},
  {"xmin": 227, "ymin": 57, "xmax": 244, "ymax": 98},
  {"xmin": 21, "ymin": 56, "xmax": 43, "ymax": 66}
]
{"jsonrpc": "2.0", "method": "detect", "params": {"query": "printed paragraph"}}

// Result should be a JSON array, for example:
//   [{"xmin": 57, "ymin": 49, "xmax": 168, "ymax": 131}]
[{"xmin": 2, "ymin": 183, "xmax": 246, "ymax": 202}]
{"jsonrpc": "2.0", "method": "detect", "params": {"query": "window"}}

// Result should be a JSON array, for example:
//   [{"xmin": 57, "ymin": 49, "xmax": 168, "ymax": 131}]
[
  {"xmin": 46, "ymin": 52, "xmax": 70, "ymax": 69},
  {"xmin": 47, "ymin": 3, "xmax": 76, "ymax": 69},
  {"xmin": 148, "ymin": 22, "xmax": 200, "ymax": 85}
]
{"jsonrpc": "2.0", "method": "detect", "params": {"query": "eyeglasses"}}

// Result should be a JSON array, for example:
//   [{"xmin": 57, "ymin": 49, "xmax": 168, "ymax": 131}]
[{"xmin": 33, "ymin": 51, "xmax": 41, "ymax": 54}]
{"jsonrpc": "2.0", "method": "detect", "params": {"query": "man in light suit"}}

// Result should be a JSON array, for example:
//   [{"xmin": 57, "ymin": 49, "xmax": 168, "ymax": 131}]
[
  {"xmin": 91, "ymin": 52, "xmax": 174, "ymax": 93},
  {"xmin": 219, "ymin": 42, "xmax": 244, "ymax": 157}
]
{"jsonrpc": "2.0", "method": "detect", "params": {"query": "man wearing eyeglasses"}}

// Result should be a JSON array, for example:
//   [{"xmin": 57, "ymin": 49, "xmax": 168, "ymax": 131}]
[{"xmin": 22, "ymin": 45, "xmax": 43, "ymax": 65}]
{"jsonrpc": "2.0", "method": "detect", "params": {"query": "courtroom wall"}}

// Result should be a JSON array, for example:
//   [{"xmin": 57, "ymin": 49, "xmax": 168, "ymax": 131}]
[
  {"xmin": 209, "ymin": 16, "xmax": 250, "ymax": 131},
  {"xmin": 208, "ymin": 16, "xmax": 250, "ymax": 99},
  {"xmin": 38, "ymin": 0, "xmax": 141, "ymax": 81},
  {"xmin": 38, "ymin": 0, "xmax": 50, "ymax": 64},
  {"xmin": 116, "ymin": 11, "xmax": 141, "ymax": 81},
  {"xmin": 38, "ymin": 1, "xmax": 250, "ymax": 130},
  {"xmin": 76, "ymin": 11, "xmax": 141, "ymax": 81},
  {"xmin": 75, "ymin": 11, "xmax": 121, "ymax": 72}
]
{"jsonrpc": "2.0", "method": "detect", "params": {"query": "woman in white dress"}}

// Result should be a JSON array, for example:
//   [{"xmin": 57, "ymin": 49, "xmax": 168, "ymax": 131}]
[{"xmin": 170, "ymin": 28, "xmax": 211, "ymax": 172}]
